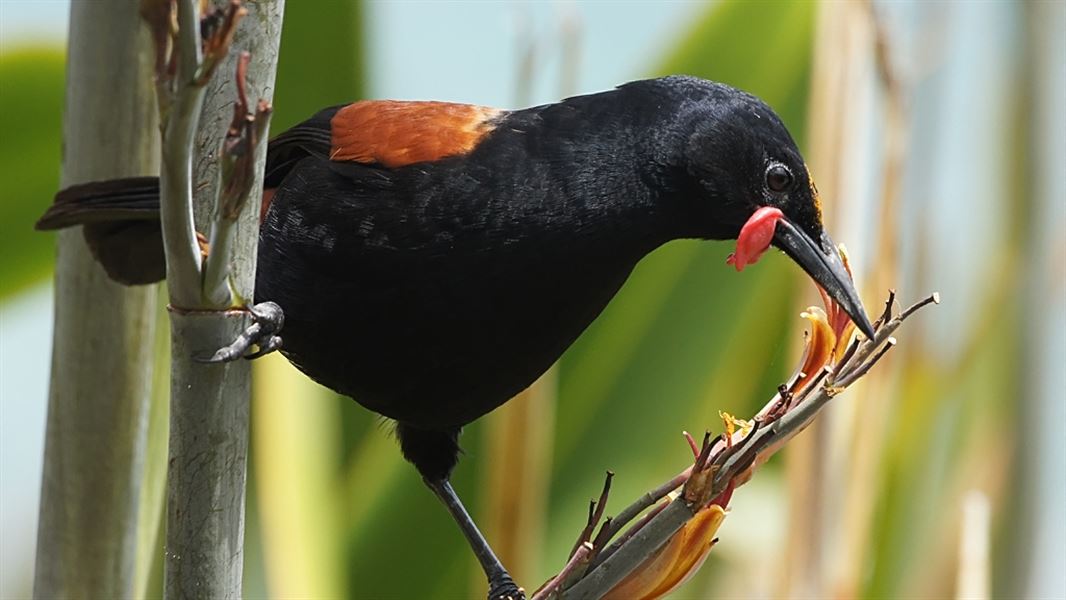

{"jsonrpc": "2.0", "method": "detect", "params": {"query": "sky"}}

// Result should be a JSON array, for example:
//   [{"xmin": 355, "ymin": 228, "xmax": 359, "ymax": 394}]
[{"xmin": 0, "ymin": 1, "xmax": 68, "ymax": 52}]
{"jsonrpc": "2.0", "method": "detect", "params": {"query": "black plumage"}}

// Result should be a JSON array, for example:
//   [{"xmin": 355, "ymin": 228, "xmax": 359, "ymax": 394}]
[{"xmin": 37, "ymin": 75, "xmax": 873, "ymax": 599}]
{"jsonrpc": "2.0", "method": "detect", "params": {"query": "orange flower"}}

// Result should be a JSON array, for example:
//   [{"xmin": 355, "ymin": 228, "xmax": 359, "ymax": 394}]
[
  {"xmin": 817, "ymin": 243, "xmax": 858, "ymax": 361},
  {"xmin": 789, "ymin": 305, "xmax": 836, "ymax": 395},
  {"xmin": 602, "ymin": 502, "xmax": 728, "ymax": 600},
  {"xmin": 576, "ymin": 245, "xmax": 873, "ymax": 600},
  {"xmin": 790, "ymin": 244, "xmax": 859, "ymax": 395}
]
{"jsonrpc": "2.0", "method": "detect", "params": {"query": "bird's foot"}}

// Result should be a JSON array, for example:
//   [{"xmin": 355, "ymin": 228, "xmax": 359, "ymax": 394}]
[
  {"xmin": 487, "ymin": 572, "xmax": 524, "ymax": 600},
  {"xmin": 195, "ymin": 301, "xmax": 284, "ymax": 363}
]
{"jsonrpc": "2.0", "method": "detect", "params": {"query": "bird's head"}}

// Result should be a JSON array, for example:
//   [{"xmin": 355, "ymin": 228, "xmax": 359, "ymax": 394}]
[{"xmin": 661, "ymin": 77, "xmax": 875, "ymax": 338}]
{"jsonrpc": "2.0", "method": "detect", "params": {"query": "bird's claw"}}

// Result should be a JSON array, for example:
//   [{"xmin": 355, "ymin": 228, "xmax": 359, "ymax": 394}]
[
  {"xmin": 243, "ymin": 332, "xmax": 283, "ymax": 359},
  {"xmin": 487, "ymin": 575, "xmax": 524, "ymax": 600},
  {"xmin": 195, "ymin": 301, "xmax": 285, "ymax": 363}
]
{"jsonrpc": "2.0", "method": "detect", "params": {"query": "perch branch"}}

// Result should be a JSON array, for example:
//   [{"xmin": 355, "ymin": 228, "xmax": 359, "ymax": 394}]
[{"xmin": 558, "ymin": 292, "xmax": 938, "ymax": 599}]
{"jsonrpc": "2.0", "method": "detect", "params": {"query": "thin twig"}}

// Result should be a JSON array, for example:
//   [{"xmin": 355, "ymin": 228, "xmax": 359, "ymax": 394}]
[
  {"xmin": 834, "ymin": 337, "xmax": 897, "ymax": 388},
  {"xmin": 196, "ymin": 0, "xmax": 246, "ymax": 85},
  {"xmin": 723, "ymin": 415, "xmax": 764, "ymax": 462},
  {"xmin": 835, "ymin": 311, "xmax": 897, "ymax": 378},
  {"xmin": 532, "ymin": 543, "xmax": 593, "ymax": 600},
  {"xmin": 874, "ymin": 288, "xmax": 897, "ymax": 329},
  {"xmin": 591, "ymin": 517, "xmax": 615, "ymax": 553},
  {"xmin": 590, "ymin": 467, "xmax": 691, "ymax": 567},
  {"xmin": 568, "ymin": 500, "xmax": 597, "ymax": 561},
  {"xmin": 564, "ymin": 499, "xmax": 694, "ymax": 600},
  {"xmin": 682, "ymin": 431, "xmax": 700, "ymax": 458},
  {"xmin": 900, "ymin": 291, "xmax": 940, "ymax": 321},
  {"xmin": 792, "ymin": 366, "xmax": 833, "ymax": 405},
  {"xmin": 838, "ymin": 293, "xmax": 936, "ymax": 379},
  {"xmin": 158, "ymin": 0, "xmax": 209, "ymax": 307},
  {"xmin": 559, "ymin": 292, "xmax": 938, "ymax": 600},
  {"xmin": 694, "ymin": 431, "xmax": 714, "ymax": 471},
  {"xmin": 591, "ymin": 495, "xmax": 672, "ymax": 572},
  {"xmin": 568, "ymin": 472, "xmax": 613, "ymax": 559},
  {"xmin": 592, "ymin": 472, "xmax": 614, "ymax": 534},
  {"xmin": 834, "ymin": 336, "xmax": 862, "ymax": 379},
  {"xmin": 712, "ymin": 301, "xmax": 930, "ymax": 493},
  {"xmin": 203, "ymin": 52, "xmax": 273, "ymax": 307}
]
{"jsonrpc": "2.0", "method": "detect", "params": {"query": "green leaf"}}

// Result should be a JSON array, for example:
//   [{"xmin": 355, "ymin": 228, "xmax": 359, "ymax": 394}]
[
  {"xmin": 250, "ymin": 1, "xmax": 820, "ymax": 596},
  {"xmin": 0, "ymin": 48, "xmax": 65, "ymax": 298},
  {"xmin": 270, "ymin": 2, "xmax": 365, "ymax": 131},
  {"xmin": 546, "ymin": 0, "xmax": 816, "ymax": 585},
  {"xmin": 247, "ymin": 3, "xmax": 366, "ymax": 598}
]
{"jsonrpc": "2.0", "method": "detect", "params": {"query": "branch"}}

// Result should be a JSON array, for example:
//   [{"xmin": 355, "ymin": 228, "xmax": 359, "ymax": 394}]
[
  {"xmin": 203, "ymin": 52, "xmax": 273, "ymax": 307},
  {"xmin": 556, "ymin": 291, "xmax": 939, "ymax": 600},
  {"xmin": 141, "ymin": 1, "xmax": 284, "ymax": 597},
  {"xmin": 532, "ymin": 543, "xmax": 594, "ymax": 600},
  {"xmin": 157, "ymin": 0, "xmax": 210, "ymax": 308}
]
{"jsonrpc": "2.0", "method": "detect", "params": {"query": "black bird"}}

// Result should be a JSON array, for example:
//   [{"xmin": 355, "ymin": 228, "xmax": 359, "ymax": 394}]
[{"xmin": 37, "ymin": 75, "xmax": 874, "ymax": 599}]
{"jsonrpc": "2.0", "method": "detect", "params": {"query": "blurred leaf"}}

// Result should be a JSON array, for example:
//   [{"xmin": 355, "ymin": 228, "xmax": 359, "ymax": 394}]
[
  {"xmin": 335, "ymin": 423, "xmax": 486, "ymax": 599},
  {"xmin": 252, "ymin": 1, "xmax": 822, "ymax": 597},
  {"xmin": 249, "ymin": 3, "xmax": 365, "ymax": 598},
  {"xmin": 547, "ymin": 0, "xmax": 815, "ymax": 586},
  {"xmin": 478, "ymin": 371, "xmax": 556, "ymax": 586},
  {"xmin": 866, "ymin": 296, "xmax": 1018, "ymax": 599},
  {"xmin": 655, "ymin": 0, "xmax": 816, "ymax": 142},
  {"xmin": 134, "ymin": 301, "xmax": 172, "ymax": 599},
  {"xmin": 271, "ymin": 2, "xmax": 365, "ymax": 131},
  {"xmin": 269, "ymin": 0, "xmax": 369, "ymax": 468},
  {"xmin": 0, "ymin": 49, "xmax": 64, "ymax": 298},
  {"xmin": 252, "ymin": 355, "xmax": 346, "ymax": 599}
]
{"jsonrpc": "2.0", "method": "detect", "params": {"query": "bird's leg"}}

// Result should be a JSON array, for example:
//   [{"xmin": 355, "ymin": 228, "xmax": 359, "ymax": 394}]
[
  {"xmin": 425, "ymin": 478, "xmax": 524, "ymax": 600},
  {"xmin": 196, "ymin": 300, "xmax": 284, "ymax": 363}
]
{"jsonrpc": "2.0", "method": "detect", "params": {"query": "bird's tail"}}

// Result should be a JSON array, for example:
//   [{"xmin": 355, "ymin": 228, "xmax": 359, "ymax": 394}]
[
  {"xmin": 36, "ymin": 176, "xmax": 161, "ymax": 229},
  {"xmin": 37, "ymin": 176, "xmax": 166, "ymax": 285}
]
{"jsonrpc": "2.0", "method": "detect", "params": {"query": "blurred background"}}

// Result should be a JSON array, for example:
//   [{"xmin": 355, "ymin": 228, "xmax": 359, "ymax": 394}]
[{"xmin": 2, "ymin": 1, "xmax": 1063, "ymax": 598}]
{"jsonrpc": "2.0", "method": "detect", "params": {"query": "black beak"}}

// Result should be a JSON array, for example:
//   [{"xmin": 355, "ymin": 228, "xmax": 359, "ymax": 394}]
[{"xmin": 773, "ymin": 218, "xmax": 876, "ymax": 339}]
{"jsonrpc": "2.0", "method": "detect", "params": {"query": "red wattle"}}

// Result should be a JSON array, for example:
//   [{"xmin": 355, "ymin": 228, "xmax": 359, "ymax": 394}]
[{"xmin": 727, "ymin": 206, "xmax": 784, "ymax": 272}]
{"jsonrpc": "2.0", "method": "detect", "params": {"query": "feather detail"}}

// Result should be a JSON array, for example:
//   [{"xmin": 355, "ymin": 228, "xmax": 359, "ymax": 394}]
[{"xmin": 330, "ymin": 100, "xmax": 502, "ymax": 168}]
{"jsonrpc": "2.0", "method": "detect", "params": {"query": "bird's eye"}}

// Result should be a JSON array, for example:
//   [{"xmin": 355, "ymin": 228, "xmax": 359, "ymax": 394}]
[{"xmin": 765, "ymin": 164, "xmax": 793, "ymax": 193}]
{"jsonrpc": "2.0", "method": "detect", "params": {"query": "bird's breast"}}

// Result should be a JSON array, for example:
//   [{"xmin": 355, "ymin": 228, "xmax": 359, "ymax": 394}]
[{"xmin": 255, "ymin": 158, "xmax": 650, "ymax": 427}]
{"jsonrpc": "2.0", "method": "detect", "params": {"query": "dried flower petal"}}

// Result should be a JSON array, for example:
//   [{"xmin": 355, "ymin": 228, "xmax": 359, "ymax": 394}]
[
  {"xmin": 816, "ymin": 243, "xmax": 858, "ymax": 358},
  {"xmin": 789, "ymin": 306, "xmax": 836, "ymax": 395},
  {"xmin": 602, "ymin": 503, "xmax": 728, "ymax": 600},
  {"xmin": 586, "ymin": 246, "xmax": 885, "ymax": 600},
  {"xmin": 719, "ymin": 411, "xmax": 753, "ymax": 439}
]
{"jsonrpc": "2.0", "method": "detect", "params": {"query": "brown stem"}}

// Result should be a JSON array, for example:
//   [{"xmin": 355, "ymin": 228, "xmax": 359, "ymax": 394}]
[
  {"xmin": 532, "ymin": 543, "xmax": 593, "ymax": 600},
  {"xmin": 559, "ymin": 292, "xmax": 938, "ymax": 600}
]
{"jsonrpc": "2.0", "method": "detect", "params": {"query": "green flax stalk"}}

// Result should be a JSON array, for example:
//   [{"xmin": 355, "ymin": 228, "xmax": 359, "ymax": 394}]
[{"xmin": 33, "ymin": 0, "xmax": 160, "ymax": 597}]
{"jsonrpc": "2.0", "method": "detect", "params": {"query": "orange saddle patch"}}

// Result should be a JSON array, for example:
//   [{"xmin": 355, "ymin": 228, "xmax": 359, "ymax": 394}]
[{"xmin": 330, "ymin": 100, "xmax": 503, "ymax": 168}]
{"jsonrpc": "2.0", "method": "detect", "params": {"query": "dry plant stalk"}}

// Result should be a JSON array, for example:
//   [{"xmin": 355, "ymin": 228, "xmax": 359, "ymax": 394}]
[
  {"xmin": 139, "ymin": 1, "xmax": 282, "ymax": 597},
  {"xmin": 541, "ymin": 249, "xmax": 938, "ymax": 600},
  {"xmin": 32, "ymin": 2, "xmax": 161, "ymax": 597}
]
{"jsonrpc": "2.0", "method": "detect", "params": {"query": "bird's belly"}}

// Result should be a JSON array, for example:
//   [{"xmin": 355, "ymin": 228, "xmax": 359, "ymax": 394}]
[{"xmin": 256, "ymin": 240, "xmax": 635, "ymax": 428}]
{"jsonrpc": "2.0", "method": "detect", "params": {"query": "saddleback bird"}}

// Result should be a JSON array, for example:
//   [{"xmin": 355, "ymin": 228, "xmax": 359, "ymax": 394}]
[{"xmin": 38, "ymin": 75, "xmax": 874, "ymax": 600}]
